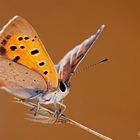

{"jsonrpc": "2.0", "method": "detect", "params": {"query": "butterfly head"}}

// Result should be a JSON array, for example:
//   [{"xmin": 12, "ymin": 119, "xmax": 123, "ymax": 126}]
[{"xmin": 39, "ymin": 80, "xmax": 70, "ymax": 104}]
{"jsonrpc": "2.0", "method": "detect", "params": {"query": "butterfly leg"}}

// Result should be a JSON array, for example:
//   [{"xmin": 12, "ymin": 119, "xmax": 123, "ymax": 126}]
[
  {"xmin": 53, "ymin": 98, "xmax": 58, "ymax": 117},
  {"xmin": 52, "ymin": 101, "xmax": 66, "ymax": 117},
  {"xmin": 30, "ymin": 102, "xmax": 41, "ymax": 116},
  {"xmin": 56, "ymin": 101, "xmax": 66, "ymax": 116},
  {"xmin": 37, "ymin": 101, "xmax": 57, "ymax": 124}
]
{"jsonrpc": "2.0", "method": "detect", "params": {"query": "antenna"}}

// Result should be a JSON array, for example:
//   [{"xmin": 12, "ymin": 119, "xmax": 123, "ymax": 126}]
[{"xmin": 73, "ymin": 58, "xmax": 108, "ymax": 75}]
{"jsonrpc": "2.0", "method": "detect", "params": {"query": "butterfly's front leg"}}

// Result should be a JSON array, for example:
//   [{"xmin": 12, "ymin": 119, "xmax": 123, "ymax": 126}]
[
  {"xmin": 56, "ymin": 101, "xmax": 66, "ymax": 116},
  {"xmin": 53, "ymin": 99, "xmax": 66, "ymax": 117},
  {"xmin": 53, "ymin": 98, "xmax": 58, "ymax": 117}
]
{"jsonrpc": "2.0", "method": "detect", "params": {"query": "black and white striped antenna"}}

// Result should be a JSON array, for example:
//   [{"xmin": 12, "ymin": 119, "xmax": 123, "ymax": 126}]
[{"xmin": 73, "ymin": 58, "xmax": 108, "ymax": 75}]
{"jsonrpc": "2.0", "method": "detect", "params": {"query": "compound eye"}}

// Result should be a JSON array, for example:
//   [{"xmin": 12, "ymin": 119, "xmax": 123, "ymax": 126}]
[{"xmin": 59, "ymin": 81, "xmax": 66, "ymax": 92}]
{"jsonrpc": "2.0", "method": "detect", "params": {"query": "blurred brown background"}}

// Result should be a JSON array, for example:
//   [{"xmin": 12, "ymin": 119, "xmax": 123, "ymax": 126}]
[{"xmin": 0, "ymin": 0, "xmax": 139, "ymax": 140}]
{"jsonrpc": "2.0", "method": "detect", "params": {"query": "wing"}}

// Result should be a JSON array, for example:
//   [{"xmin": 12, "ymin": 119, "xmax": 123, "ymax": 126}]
[
  {"xmin": 0, "ymin": 16, "xmax": 58, "ymax": 91},
  {"xmin": 56, "ymin": 25, "xmax": 105, "ymax": 82},
  {"xmin": 0, "ymin": 57, "xmax": 48, "ymax": 99}
]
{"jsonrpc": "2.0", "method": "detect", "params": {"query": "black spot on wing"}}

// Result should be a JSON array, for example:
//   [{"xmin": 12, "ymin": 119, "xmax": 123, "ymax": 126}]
[
  {"xmin": 24, "ymin": 36, "xmax": 29, "ymax": 40},
  {"xmin": 30, "ymin": 49, "xmax": 39, "ymax": 55},
  {"xmin": 18, "ymin": 37, "xmax": 23, "ymax": 41},
  {"xmin": 20, "ymin": 45, "xmax": 25, "ymax": 49},
  {"xmin": 44, "ymin": 70, "xmax": 48, "ymax": 75},
  {"xmin": 13, "ymin": 56, "xmax": 20, "ymax": 62},
  {"xmin": 0, "ymin": 46, "xmax": 6, "ymax": 55},
  {"xmin": 1, "ymin": 39, "xmax": 7, "ymax": 45},
  {"xmin": 39, "ymin": 61, "xmax": 45, "ymax": 66},
  {"xmin": 10, "ymin": 46, "xmax": 17, "ymax": 51},
  {"xmin": 9, "ymin": 63, "xmax": 11, "ymax": 66},
  {"xmin": 5, "ymin": 35, "xmax": 11, "ymax": 40}
]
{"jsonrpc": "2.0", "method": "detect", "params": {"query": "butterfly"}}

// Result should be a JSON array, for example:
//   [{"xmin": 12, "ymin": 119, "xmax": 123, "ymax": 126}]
[{"xmin": 0, "ymin": 16, "xmax": 105, "ymax": 115}]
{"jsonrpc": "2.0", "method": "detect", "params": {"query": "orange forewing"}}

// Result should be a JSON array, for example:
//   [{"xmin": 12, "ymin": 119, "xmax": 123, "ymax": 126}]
[{"xmin": 0, "ymin": 16, "xmax": 58, "ymax": 91}]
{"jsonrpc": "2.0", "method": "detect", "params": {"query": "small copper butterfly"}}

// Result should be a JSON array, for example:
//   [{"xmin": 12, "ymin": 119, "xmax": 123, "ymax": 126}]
[
  {"xmin": 0, "ymin": 16, "xmax": 105, "ymax": 115},
  {"xmin": 0, "ymin": 16, "xmax": 113, "ymax": 140}
]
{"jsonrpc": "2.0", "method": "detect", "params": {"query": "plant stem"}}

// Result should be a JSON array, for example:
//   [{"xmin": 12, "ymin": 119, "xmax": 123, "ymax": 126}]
[{"xmin": 68, "ymin": 118, "xmax": 112, "ymax": 140}]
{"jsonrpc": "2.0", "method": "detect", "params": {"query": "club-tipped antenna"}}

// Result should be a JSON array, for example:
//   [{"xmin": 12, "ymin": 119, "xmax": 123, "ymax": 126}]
[{"xmin": 73, "ymin": 58, "xmax": 108, "ymax": 75}]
